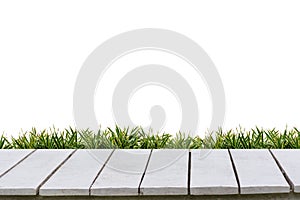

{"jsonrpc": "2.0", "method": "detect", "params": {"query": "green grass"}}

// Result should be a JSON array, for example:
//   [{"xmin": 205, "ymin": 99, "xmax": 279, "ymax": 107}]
[
  {"xmin": 1, "ymin": 126, "xmax": 300, "ymax": 149},
  {"xmin": 3, "ymin": 127, "xmax": 84, "ymax": 149}
]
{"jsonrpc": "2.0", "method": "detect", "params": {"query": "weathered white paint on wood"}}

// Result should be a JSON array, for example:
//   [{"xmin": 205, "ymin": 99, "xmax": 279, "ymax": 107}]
[
  {"xmin": 140, "ymin": 149, "xmax": 188, "ymax": 195},
  {"xmin": 190, "ymin": 149, "xmax": 238, "ymax": 195},
  {"xmin": 39, "ymin": 149, "xmax": 113, "ymax": 196},
  {"xmin": 0, "ymin": 149, "xmax": 74, "ymax": 195},
  {"xmin": 91, "ymin": 149, "xmax": 151, "ymax": 196},
  {"xmin": 0, "ymin": 149, "xmax": 298, "ymax": 197},
  {"xmin": 0, "ymin": 150, "xmax": 33, "ymax": 177},
  {"xmin": 230, "ymin": 149, "xmax": 290, "ymax": 194},
  {"xmin": 271, "ymin": 149, "xmax": 300, "ymax": 193}
]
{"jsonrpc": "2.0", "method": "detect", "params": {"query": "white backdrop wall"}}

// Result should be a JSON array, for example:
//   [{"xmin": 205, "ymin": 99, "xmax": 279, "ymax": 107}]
[{"xmin": 0, "ymin": 0, "xmax": 299, "ymax": 137}]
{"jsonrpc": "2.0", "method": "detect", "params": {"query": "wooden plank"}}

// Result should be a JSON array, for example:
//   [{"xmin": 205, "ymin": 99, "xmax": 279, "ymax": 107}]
[
  {"xmin": 91, "ymin": 149, "xmax": 151, "ymax": 196},
  {"xmin": 39, "ymin": 149, "xmax": 113, "ymax": 196},
  {"xmin": 0, "ymin": 150, "xmax": 33, "ymax": 177},
  {"xmin": 271, "ymin": 149, "xmax": 300, "ymax": 193},
  {"xmin": 140, "ymin": 149, "xmax": 188, "ymax": 195},
  {"xmin": 0, "ymin": 149, "xmax": 74, "ymax": 195},
  {"xmin": 190, "ymin": 149, "xmax": 238, "ymax": 195},
  {"xmin": 230, "ymin": 149, "xmax": 290, "ymax": 194}
]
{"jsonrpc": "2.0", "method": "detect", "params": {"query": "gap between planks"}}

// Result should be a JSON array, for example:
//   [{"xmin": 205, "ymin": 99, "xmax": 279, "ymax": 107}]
[
  {"xmin": 88, "ymin": 149, "xmax": 116, "ymax": 195},
  {"xmin": 36, "ymin": 149, "xmax": 77, "ymax": 195},
  {"xmin": 228, "ymin": 149, "xmax": 241, "ymax": 194},
  {"xmin": 269, "ymin": 149, "xmax": 294, "ymax": 191},
  {"xmin": 138, "ymin": 149, "xmax": 153, "ymax": 194},
  {"xmin": 0, "ymin": 150, "xmax": 36, "ymax": 179}
]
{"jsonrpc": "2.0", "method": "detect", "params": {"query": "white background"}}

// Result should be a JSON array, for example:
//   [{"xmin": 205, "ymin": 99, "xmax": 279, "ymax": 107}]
[{"xmin": 0, "ymin": 0, "xmax": 299, "ymax": 137}]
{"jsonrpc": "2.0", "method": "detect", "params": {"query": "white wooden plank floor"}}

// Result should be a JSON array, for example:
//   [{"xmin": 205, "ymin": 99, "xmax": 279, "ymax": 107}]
[
  {"xmin": 140, "ymin": 149, "xmax": 189, "ymax": 195},
  {"xmin": 230, "ymin": 149, "xmax": 290, "ymax": 194},
  {"xmin": 91, "ymin": 149, "xmax": 151, "ymax": 196},
  {"xmin": 0, "ymin": 149, "xmax": 297, "ymax": 197},
  {"xmin": 39, "ymin": 149, "xmax": 113, "ymax": 196},
  {"xmin": 190, "ymin": 149, "xmax": 238, "ymax": 195},
  {"xmin": 0, "ymin": 149, "xmax": 33, "ymax": 177},
  {"xmin": 0, "ymin": 149, "xmax": 74, "ymax": 195},
  {"xmin": 271, "ymin": 149, "xmax": 300, "ymax": 193}
]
